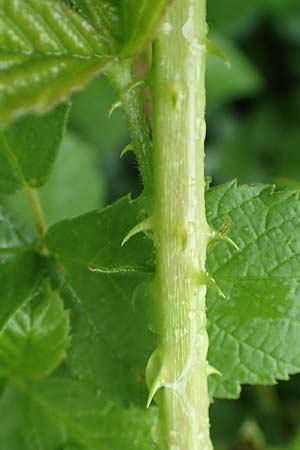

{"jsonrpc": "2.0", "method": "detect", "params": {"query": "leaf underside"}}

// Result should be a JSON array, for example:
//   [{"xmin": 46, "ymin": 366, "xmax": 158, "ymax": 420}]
[{"xmin": 46, "ymin": 196, "xmax": 155, "ymax": 406}]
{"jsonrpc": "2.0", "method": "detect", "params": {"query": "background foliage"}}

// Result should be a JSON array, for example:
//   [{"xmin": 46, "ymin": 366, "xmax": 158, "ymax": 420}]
[{"xmin": 0, "ymin": 1, "xmax": 299, "ymax": 449}]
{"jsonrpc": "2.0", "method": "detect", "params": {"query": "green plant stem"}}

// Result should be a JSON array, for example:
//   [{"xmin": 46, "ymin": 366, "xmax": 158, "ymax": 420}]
[
  {"xmin": 25, "ymin": 187, "xmax": 47, "ymax": 237},
  {"xmin": 0, "ymin": 132, "xmax": 47, "ymax": 237},
  {"xmin": 150, "ymin": 0, "xmax": 212, "ymax": 449},
  {"xmin": 107, "ymin": 60, "xmax": 152, "ymax": 199}
]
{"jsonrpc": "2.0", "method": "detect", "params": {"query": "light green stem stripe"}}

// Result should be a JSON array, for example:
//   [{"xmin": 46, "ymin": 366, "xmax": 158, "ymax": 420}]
[{"xmin": 151, "ymin": 0, "xmax": 212, "ymax": 449}]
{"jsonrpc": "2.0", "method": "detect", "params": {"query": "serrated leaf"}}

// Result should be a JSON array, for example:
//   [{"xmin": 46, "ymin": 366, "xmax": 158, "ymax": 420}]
[
  {"xmin": 1, "ymin": 0, "xmax": 170, "ymax": 124},
  {"xmin": 0, "ymin": 284, "xmax": 69, "ymax": 379},
  {"xmin": 0, "ymin": 104, "xmax": 68, "ymax": 194},
  {"xmin": 206, "ymin": 183, "xmax": 300, "ymax": 398},
  {"xmin": 0, "ymin": 0, "xmax": 112, "ymax": 123},
  {"xmin": 46, "ymin": 196, "xmax": 155, "ymax": 406},
  {"xmin": 0, "ymin": 204, "xmax": 43, "ymax": 331},
  {"xmin": 22, "ymin": 377, "xmax": 155, "ymax": 450},
  {"xmin": 47, "ymin": 196, "xmax": 154, "ymax": 273},
  {"xmin": 47, "ymin": 184, "xmax": 300, "ymax": 403}
]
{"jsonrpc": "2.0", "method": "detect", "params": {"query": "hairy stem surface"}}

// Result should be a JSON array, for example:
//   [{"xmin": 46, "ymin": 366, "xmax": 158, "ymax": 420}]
[
  {"xmin": 150, "ymin": 0, "xmax": 212, "ymax": 449},
  {"xmin": 107, "ymin": 60, "xmax": 152, "ymax": 198}
]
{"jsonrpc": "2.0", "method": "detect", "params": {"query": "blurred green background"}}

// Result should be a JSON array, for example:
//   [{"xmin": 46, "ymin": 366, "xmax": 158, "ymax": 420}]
[{"xmin": 7, "ymin": 1, "xmax": 300, "ymax": 449}]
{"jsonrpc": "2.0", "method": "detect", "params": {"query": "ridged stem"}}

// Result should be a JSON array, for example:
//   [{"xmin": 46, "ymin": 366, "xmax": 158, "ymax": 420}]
[{"xmin": 150, "ymin": 0, "xmax": 212, "ymax": 449}]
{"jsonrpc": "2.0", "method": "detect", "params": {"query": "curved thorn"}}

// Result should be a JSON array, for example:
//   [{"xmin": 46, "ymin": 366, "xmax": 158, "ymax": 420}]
[
  {"xmin": 205, "ymin": 176, "xmax": 212, "ymax": 191},
  {"xmin": 108, "ymin": 99, "xmax": 122, "ymax": 118},
  {"xmin": 120, "ymin": 143, "xmax": 134, "ymax": 158},
  {"xmin": 221, "ymin": 234, "xmax": 240, "ymax": 251},
  {"xmin": 146, "ymin": 348, "xmax": 165, "ymax": 408},
  {"xmin": 205, "ymin": 38, "xmax": 230, "ymax": 68},
  {"xmin": 198, "ymin": 271, "xmax": 226, "ymax": 299},
  {"xmin": 121, "ymin": 218, "xmax": 153, "ymax": 247},
  {"xmin": 147, "ymin": 377, "xmax": 163, "ymax": 408},
  {"xmin": 208, "ymin": 229, "xmax": 239, "ymax": 251},
  {"xmin": 207, "ymin": 363, "xmax": 222, "ymax": 377},
  {"xmin": 126, "ymin": 79, "xmax": 145, "ymax": 95}
]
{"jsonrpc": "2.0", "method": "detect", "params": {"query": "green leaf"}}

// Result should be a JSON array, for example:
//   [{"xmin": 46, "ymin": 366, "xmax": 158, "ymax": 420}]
[
  {"xmin": 0, "ymin": 384, "xmax": 28, "ymax": 450},
  {"xmin": 47, "ymin": 196, "xmax": 154, "ymax": 273},
  {"xmin": 206, "ymin": 183, "xmax": 300, "ymax": 398},
  {"xmin": 69, "ymin": 0, "xmax": 171, "ymax": 57},
  {"xmin": 22, "ymin": 377, "xmax": 155, "ymax": 450},
  {"xmin": 0, "ymin": 104, "xmax": 68, "ymax": 194},
  {"xmin": 0, "ymin": 378, "xmax": 155, "ymax": 450},
  {"xmin": 8, "ymin": 132, "xmax": 105, "ymax": 227},
  {"xmin": 0, "ymin": 204, "xmax": 42, "ymax": 331},
  {"xmin": 0, "ymin": 284, "xmax": 69, "ymax": 379},
  {"xmin": 46, "ymin": 196, "xmax": 155, "ymax": 406},
  {"xmin": 69, "ymin": 0, "xmax": 122, "ymax": 46},
  {"xmin": 37, "ymin": 132, "xmax": 105, "ymax": 225},
  {"xmin": 120, "ymin": 0, "xmax": 172, "ymax": 57},
  {"xmin": 46, "ymin": 184, "xmax": 300, "ymax": 404},
  {"xmin": 0, "ymin": 0, "xmax": 170, "ymax": 124},
  {"xmin": 0, "ymin": 0, "xmax": 111, "ymax": 124}
]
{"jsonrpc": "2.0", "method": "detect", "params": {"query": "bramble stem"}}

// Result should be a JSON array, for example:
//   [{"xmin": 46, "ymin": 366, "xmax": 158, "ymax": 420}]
[
  {"xmin": 107, "ymin": 60, "xmax": 152, "ymax": 198},
  {"xmin": 150, "ymin": 0, "xmax": 212, "ymax": 449},
  {"xmin": 25, "ymin": 187, "xmax": 47, "ymax": 236}
]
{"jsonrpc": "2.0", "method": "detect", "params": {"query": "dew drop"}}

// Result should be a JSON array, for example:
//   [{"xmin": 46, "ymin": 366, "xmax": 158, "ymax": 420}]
[
  {"xmin": 162, "ymin": 21, "xmax": 173, "ymax": 34},
  {"xmin": 188, "ymin": 310, "xmax": 196, "ymax": 320}
]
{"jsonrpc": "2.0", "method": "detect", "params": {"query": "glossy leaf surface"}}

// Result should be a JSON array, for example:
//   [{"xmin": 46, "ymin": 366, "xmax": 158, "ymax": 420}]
[
  {"xmin": 0, "ymin": 0, "xmax": 111, "ymax": 123},
  {"xmin": 0, "ymin": 285, "xmax": 69, "ymax": 379},
  {"xmin": 0, "ymin": 205, "xmax": 42, "ymax": 332}
]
